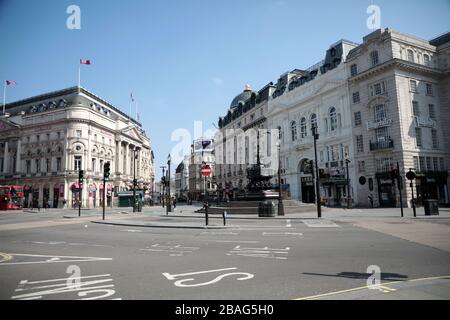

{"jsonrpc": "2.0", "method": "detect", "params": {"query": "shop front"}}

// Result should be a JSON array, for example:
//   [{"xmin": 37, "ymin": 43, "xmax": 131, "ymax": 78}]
[
  {"xmin": 375, "ymin": 172, "xmax": 396, "ymax": 207},
  {"xmin": 415, "ymin": 171, "xmax": 449, "ymax": 206}
]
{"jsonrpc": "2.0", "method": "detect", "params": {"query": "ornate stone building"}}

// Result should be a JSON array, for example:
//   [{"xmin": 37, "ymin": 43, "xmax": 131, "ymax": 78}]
[
  {"xmin": 267, "ymin": 40, "xmax": 359, "ymax": 206},
  {"xmin": 348, "ymin": 28, "xmax": 450, "ymax": 207},
  {"xmin": 0, "ymin": 86, "xmax": 154, "ymax": 208},
  {"xmin": 214, "ymin": 84, "xmax": 275, "ymax": 200}
]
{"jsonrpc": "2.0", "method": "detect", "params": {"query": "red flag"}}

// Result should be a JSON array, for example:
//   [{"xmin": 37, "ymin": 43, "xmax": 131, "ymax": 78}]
[
  {"xmin": 80, "ymin": 59, "xmax": 91, "ymax": 65},
  {"xmin": 5, "ymin": 80, "xmax": 16, "ymax": 85}
]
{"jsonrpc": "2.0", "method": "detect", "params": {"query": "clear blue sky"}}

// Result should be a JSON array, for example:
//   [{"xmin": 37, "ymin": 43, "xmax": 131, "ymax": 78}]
[{"xmin": 1, "ymin": 0, "xmax": 449, "ymax": 178}]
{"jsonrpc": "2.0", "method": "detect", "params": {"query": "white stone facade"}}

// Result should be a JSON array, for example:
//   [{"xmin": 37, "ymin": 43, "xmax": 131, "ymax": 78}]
[
  {"xmin": 348, "ymin": 28, "xmax": 450, "ymax": 207},
  {"xmin": 267, "ymin": 40, "xmax": 359, "ymax": 206},
  {"xmin": 0, "ymin": 87, "xmax": 154, "ymax": 208}
]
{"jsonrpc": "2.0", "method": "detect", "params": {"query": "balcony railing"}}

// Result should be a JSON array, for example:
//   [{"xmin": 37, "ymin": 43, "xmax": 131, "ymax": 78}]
[
  {"xmin": 367, "ymin": 118, "xmax": 392, "ymax": 130},
  {"xmin": 370, "ymin": 138, "xmax": 394, "ymax": 151},
  {"xmin": 415, "ymin": 116, "xmax": 436, "ymax": 128}
]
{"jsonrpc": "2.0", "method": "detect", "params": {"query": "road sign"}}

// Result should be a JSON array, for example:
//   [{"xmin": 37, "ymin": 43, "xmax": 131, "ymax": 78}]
[{"xmin": 201, "ymin": 165, "xmax": 211, "ymax": 177}]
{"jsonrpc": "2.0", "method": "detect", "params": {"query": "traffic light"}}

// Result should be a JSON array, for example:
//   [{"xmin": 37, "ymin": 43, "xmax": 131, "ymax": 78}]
[
  {"xmin": 78, "ymin": 170, "xmax": 84, "ymax": 180},
  {"xmin": 104, "ymin": 162, "xmax": 111, "ymax": 179},
  {"xmin": 391, "ymin": 168, "xmax": 399, "ymax": 180}
]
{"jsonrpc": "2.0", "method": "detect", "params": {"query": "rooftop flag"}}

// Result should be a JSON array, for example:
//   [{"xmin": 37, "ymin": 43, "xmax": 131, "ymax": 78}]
[
  {"xmin": 5, "ymin": 80, "xmax": 16, "ymax": 85},
  {"xmin": 80, "ymin": 59, "xmax": 91, "ymax": 65}
]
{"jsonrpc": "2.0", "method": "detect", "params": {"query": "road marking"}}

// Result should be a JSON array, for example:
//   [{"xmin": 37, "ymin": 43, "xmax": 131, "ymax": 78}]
[
  {"xmin": 22, "ymin": 241, "xmax": 114, "ymax": 248},
  {"xmin": 200, "ymin": 240, "xmax": 260, "ymax": 244},
  {"xmin": 0, "ymin": 253, "xmax": 112, "ymax": 266},
  {"xmin": 302, "ymin": 220, "xmax": 340, "ymax": 228},
  {"xmin": 286, "ymin": 220, "xmax": 292, "ymax": 228},
  {"xmin": 200, "ymin": 231, "xmax": 239, "ymax": 236},
  {"xmin": 0, "ymin": 252, "xmax": 12, "ymax": 263},
  {"xmin": 121, "ymin": 229, "xmax": 143, "ymax": 233},
  {"xmin": 294, "ymin": 275, "xmax": 450, "ymax": 300},
  {"xmin": 140, "ymin": 244, "xmax": 199, "ymax": 257},
  {"xmin": 163, "ymin": 267, "xmax": 254, "ymax": 288},
  {"xmin": 227, "ymin": 246, "xmax": 290, "ymax": 260},
  {"xmin": 263, "ymin": 232, "xmax": 303, "ymax": 237},
  {"xmin": 12, "ymin": 273, "xmax": 121, "ymax": 300}
]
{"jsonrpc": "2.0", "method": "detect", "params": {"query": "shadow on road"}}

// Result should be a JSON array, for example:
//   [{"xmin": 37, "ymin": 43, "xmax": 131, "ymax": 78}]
[{"xmin": 303, "ymin": 271, "xmax": 408, "ymax": 281}]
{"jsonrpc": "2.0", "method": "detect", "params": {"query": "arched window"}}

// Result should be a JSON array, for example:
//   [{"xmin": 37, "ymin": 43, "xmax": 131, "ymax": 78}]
[
  {"xmin": 424, "ymin": 54, "xmax": 430, "ymax": 66},
  {"xmin": 407, "ymin": 49, "xmax": 414, "ymax": 62},
  {"xmin": 310, "ymin": 113, "xmax": 317, "ymax": 129},
  {"xmin": 370, "ymin": 51, "xmax": 379, "ymax": 66},
  {"xmin": 291, "ymin": 121, "xmax": 297, "ymax": 141},
  {"xmin": 329, "ymin": 107, "xmax": 337, "ymax": 131},
  {"xmin": 300, "ymin": 118, "xmax": 307, "ymax": 138}
]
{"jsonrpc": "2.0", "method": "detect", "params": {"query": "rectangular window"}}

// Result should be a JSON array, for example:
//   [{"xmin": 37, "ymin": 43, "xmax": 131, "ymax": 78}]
[
  {"xmin": 412, "ymin": 101, "xmax": 420, "ymax": 116},
  {"xmin": 356, "ymin": 135, "xmax": 364, "ymax": 153},
  {"xmin": 415, "ymin": 128, "xmax": 422, "ymax": 147},
  {"xmin": 56, "ymin": 157, "xmax": 62, "ymax": 172},
  {"xmin": 432, "ymin": 129, "xmax": 438, "ymax": 149},
  {"xmin": 426, "ymin": 83, "xmax": 433, "ymax": 96},
  {"xmin": 358, "ymin": 161, "xmax": 366, "ymax": 173},
  {"xmin": 410, "ymin": 80, "xmax": 418, "ymax": 93},
  {"xmin": 100, "ymin": 160, "xmax": 104, "ymax": 173},
  {"xmin": 440, "ymin": 158, "xmax": 445, "ymax": 171},
  {"xmin": 57, "ymin": 132, "xmax": 61, "ymax": 139},
  {"xmin": 374, "ymin": 104, "xmax": 386, "ymax": 122},
  {"xmin": 419, "ymin": 157, "xmax": 425, "ymax": 171},
  {"xmin": 424, "ymin": 54, "xmax": 430, "ymax": 66},
  {"xmin": 433, "ymin": 157, "xmax": 439, "ymax": 171},
  {"xmin": 92, "ymin": 158, "xmax": 96, "ymax": 172},
  {"xmin": 74, "ymin": 156, "xmax": 82, "ymax": 171},
  {"xmin": 370, "ymin": 51, "xmax": 379, "ymax": 66},
  {"xmin": 370, "ymin": 81, "xmax": 386, "ymax": 97},
  {"xmin": 350, "ymin": 64, "xmax": 358, "ymax": 76},
  {"xmin": 35, "ymin": 159, "xmax": 41, "ymax": 173},
  {"xmin": 46, "ymin": 133, "xmax": 50, "ymax": 141},
  {"xmin": 413, "ymin": 156, "xmax": 419, "ymax": 170},
  {"xmin": 375, "ymin": 127, "xmax": 389, "ymax": 141},
  {"xmin": 46, "ymin": 159, "xmax": 50, "ymax": 172},
  {"xmin": 376, "ymin": 157, "xmax": 392, "ymax": 172},
  {"xmin": 76, "ymin": 130, "xmax": 82, "ymax": 138},
  {"xmin": 36, "ymin": 135, "xmax": 40, "ymax": 142},
  {"xmin": 426, "ymin": 157, "xmax": 432, "ymax": 171},
  {"xmin": 354, "ymin": 111, "xmax": 362, "ymax": 126},
  {"xmin": 26, "ymin": 160, "xmax": 31, "ymax": 174},
  {"xmin": 428, "ymin": 104, "xmax": 435, "ymax": 120},
  {"xmin": 352, "ymin": 92, "xmax": 360, "ymax": 104}
]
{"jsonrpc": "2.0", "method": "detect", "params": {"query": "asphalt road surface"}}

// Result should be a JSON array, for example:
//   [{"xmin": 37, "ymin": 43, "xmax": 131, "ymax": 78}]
[{"xmin": 1, "ymin": 208, "xmax": 450, "ymax": 300}]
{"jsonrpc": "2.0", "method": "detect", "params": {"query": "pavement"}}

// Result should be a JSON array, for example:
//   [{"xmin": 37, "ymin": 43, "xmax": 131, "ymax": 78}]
[{"xmin": 1, "ymin": 204, "xmax": 449, "ymax": 300}]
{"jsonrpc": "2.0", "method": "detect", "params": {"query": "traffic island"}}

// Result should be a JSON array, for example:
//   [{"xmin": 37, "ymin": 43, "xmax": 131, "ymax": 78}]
[{"xmin": 91, "ymin": 219, "xmax": 230, "ymax": 230}]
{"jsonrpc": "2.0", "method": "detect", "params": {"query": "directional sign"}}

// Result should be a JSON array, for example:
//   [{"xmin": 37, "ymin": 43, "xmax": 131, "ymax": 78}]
[{"xmin": 201, "ymin": 165, "xmax": 212, "ymax": 177}]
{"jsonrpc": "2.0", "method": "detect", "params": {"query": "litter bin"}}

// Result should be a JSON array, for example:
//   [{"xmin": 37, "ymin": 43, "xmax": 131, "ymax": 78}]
[
  {"xmin": 424, "ymin": 199, "xmax": 439, "ymax": 216},
  {"xmin": 258, "ymin": 200, "xmax": 277, "ymax": 217}
]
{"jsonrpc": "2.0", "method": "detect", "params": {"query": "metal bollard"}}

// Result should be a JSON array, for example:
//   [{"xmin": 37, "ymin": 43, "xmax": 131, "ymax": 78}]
[{"xmin": 223, "ymin": 211, "xmax": 227, "ymax": 226}]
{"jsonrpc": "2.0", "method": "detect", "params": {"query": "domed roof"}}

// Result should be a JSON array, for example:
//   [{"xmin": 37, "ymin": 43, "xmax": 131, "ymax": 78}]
[{"xmin": 230, "ymin": 84, "xmax": 252, "ymax": 109}]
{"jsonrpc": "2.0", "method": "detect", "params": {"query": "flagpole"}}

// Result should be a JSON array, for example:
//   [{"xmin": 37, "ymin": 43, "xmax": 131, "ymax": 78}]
[
  {"xmin": 129, "ymin": 94, "xmax": 132, "ymax": 120},
  {"xmin": 136, "ymin": 101, "xmax": 138, "ymax": 121},
  {"xmin": 78, "ymin": 65, "xmax": 81, "ymax": 89},
  {"xmin": 3, "ymin": 81, "xmax": 6, "ymax": 115}
]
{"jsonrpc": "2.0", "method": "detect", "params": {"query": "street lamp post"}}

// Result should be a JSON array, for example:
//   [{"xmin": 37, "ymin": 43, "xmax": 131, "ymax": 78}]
[
  {"xmin": 133, "ymin": 149, "xmax": 138, "ymax": 212},
  {"xmin": 345, "ymin": 158, "xmax": 351, "ymax": 209},
  {"xmin": 167, "ymin": 154, "xmax": 172, "ymax": 214},
  {"xmin": 277, "ymin": 126, "xmax": 285, "ymax": 216},
  {"xmin": 160, "ymin": 166, "xmax": 166, "ymax": 208},
  {"xmin": 311, "ymin": 124, "xmax": 321, "ymax": 219}
]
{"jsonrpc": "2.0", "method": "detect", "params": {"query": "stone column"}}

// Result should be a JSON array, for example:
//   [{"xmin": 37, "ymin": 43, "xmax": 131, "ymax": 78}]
[
  {"xmin": 3, "ymin": 141, "xmax": 8, "ymax": 173},
  {"xmin": 16, "ymin": 139, "xmax": 21, "ymax": 173},
  {"xmin": 124, "ymin": 142, "xmax": 129, "ymax": 177},
  {"xmin": 118, "ymin": 140, "xmax": 123, "ymax": 175}
]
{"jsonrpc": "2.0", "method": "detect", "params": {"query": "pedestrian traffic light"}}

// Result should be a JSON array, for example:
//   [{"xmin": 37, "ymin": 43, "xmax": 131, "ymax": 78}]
[
  {"xmin": 104, "ymin": 162, "xmax": 110, "ymax": 179},
  {"xmin": 78, "ymin": 170, "xmax": 84, "ymax": 180}
]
